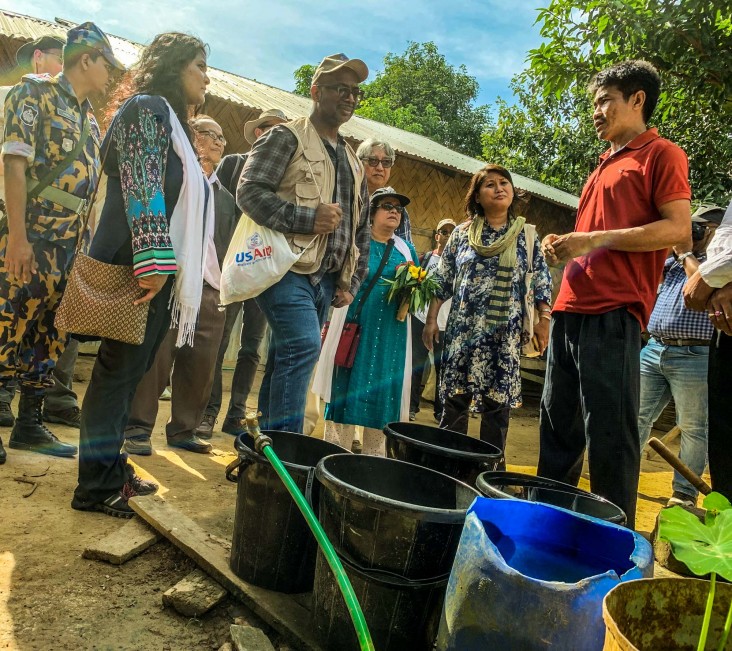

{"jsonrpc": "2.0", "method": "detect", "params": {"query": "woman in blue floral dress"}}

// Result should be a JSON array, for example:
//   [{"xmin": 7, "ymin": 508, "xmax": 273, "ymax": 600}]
[{"xmin": 423, "ymin": 165, "xmax": 552, "ymax": 466}]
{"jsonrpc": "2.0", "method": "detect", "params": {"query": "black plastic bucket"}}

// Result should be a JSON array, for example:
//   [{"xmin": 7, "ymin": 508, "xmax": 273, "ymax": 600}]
[
  {"xmin": 225, "ymin": 431, "xmax": 348, "ymax": 593},
  {"xmin": 475, "ymin": 471, "xmax": 627, "ymax": 525},
  {"xmin": 312, "ymin": 454, "xmax": 479, "ymax": 651},
  {"xmin": 384, "ymin": 421, "xmax": 503, "ymax": 486}
]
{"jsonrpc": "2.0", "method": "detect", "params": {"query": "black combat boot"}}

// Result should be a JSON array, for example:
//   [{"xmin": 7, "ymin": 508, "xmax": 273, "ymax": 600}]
[
  {"xmin": 9, "ymin": 389, "xmax": 77, "ymax": 458},
  {"xmin": 0, "ymin": 399, "xmax": 14, "ymax": 427},
  {"xmin": 0, "ymin": 437, "xmax": 6, "ymax": 464}
]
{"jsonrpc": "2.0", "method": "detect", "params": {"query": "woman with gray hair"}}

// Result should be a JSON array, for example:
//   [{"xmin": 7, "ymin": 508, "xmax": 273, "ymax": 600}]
[{"xmin": 357, "ymin": 138, "xmax": 412, "ymax": 241}]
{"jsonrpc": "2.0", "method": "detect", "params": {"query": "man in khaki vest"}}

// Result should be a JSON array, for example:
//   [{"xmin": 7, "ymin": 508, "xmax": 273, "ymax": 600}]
[{"xmin": 238, "ymin": 53, "xmax": 370, "ymax": 434}]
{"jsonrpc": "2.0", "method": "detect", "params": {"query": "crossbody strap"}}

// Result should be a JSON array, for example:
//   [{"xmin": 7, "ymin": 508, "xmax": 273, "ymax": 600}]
[
  {"xmin": 27, "ymin": 117, "xmax": 91, "ymax": 200},
  {"xmin": 353, "ymin": 239, "xmax": 395, "ymax": 320}
]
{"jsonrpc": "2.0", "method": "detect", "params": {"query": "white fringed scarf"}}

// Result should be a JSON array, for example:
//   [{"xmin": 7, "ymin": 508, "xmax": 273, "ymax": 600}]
[{"xmin": 165, "ymin": 100, "xmax": 214, "ymax": 347}]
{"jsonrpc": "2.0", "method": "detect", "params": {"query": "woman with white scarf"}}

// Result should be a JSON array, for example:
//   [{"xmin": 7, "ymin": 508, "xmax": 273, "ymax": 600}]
[
  {"xmin": 72, "ymin": 33, "xmax": 213, "ymax": 518},
  {"xmin": 314, "ymin": 187, "xmax": 417, "ymax": 456}
]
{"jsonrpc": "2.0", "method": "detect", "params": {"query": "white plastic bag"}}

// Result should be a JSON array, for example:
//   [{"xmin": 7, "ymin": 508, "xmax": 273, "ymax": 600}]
[{"xmin": 219, "ymin": 213, "xmax": 311, "ymax": 305}]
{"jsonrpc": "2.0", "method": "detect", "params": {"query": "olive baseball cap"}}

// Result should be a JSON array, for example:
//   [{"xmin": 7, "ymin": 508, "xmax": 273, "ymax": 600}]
[
  {"xmin": 244, "ymin": 108, "xmax": 288, "ymax": 144},
  {"xmin": 312, "ymin": 53, "xmax": 368, "ymax": 85},
  {"xmin": 16, "ymin": 35, "xmax": 66, "ymax": 67},
  {"xmin": 65, "ymin": 21, "xmax": 125, "ymax": 70}
]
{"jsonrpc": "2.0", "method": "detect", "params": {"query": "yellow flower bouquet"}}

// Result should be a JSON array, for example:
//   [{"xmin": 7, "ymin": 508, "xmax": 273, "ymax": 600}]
[{"xmin": 384, "ymin": 262, "xmax": 440, "ymax": 321}]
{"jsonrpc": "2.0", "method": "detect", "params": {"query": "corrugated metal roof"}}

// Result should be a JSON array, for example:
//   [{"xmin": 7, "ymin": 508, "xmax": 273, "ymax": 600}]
[{"xmin": 0, "ymin": 9, "xmax": 579, "ymax": 210}]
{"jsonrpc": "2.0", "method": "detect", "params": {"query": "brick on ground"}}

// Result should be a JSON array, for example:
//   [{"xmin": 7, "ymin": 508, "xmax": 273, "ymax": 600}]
[
  {"xmin": 82, "ymin": 517, "xmax": 161, "ymax": 565},
  {"xmin": 230, "ymin": 625, "xmax": 275, "ymax": 651},
  {"xmin": 162, "ymin": 568, "xmax": 227, "ymax": 617}
]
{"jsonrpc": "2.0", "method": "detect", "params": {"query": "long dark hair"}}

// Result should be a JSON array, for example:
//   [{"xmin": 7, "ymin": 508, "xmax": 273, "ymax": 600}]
[
  {"xmin": 463, "ymin": 163, "xmax": 517, "ymax": 219},
  {"xmin": 105, "ymin": 32, "xmax": 208, "ymax": 131}
]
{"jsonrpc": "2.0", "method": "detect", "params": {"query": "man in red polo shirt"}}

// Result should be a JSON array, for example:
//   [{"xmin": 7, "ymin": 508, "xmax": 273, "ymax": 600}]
[{"xmin": 538, "ymin": 60, "xmax": 691, "ymax": 529}]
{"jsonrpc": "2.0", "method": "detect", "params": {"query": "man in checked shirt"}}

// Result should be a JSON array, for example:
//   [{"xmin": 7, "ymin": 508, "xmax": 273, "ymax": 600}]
[
  {"xmin": 637, "ymin": 204, "xmax": 723, "ymax": 508},
  {"xmin": 237, "ymin": 53, "xmax": 370, "ymax": 434}
]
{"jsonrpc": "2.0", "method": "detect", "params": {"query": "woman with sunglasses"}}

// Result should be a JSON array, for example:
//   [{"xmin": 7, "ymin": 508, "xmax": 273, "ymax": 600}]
[
  {"xmin": 423, "ymin": 165, "xmax": 552, "ymax": 466},
  {"xmin": 314, "ymin": 187, "xmax": 418, "ymax": 456},
  {"xmin": 72, "ymin": 32, "xmax": 212, "ymax": 518},
  {"xmin": 357, "ymin": 138, "xmax": 412, "ymax": 242}
]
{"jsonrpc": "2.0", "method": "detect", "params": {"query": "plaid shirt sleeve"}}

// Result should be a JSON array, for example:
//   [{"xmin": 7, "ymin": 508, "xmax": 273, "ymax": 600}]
[
  {"xmin": 349, "ymin": 177, "xmax": 371, "ymax": 295},
  {"xmin": 237, "ymin": 126, "xmax": 316, "ymax": 234}
]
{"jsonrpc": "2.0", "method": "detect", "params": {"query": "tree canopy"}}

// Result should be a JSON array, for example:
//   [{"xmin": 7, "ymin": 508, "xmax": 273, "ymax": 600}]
[
  {"xmin": 484, "ymin": 0, "xmax": 732, "ymax": 204},
  {"xmin": 292, "ymin": 42, "xmax": 490, "ymax": 157}
]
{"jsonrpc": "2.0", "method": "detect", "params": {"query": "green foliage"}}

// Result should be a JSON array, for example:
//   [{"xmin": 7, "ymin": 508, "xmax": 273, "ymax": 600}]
[
  {"xmin": 658, "ymin": 492, "xmax": 732, "ymax": 650},
  {"xmin": 358, "ymin": 42, "xmax": 490, "ymax": 156},
  {"xmin": 506, "ymin": 0, "xmax": 732, "ymax": 205},
  {"xmin": 293, "ymin": 64, "xmax": 316, "ymax": 97},
  {"xmin": 482, "ymin": 79, "xmax": 603, "ymax": 196},
  {"xmin": 292, "ymin": 42, "xmax": 490, "ymax": 157}
]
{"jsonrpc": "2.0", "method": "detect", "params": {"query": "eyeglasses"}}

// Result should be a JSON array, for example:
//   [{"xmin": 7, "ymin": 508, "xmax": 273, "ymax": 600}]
[
  {"xmin": 437, "ymin": 229, "xmax": 454, "ymax": 236},
  {"xmin": 317, "ymin": 83, "xmax": 365, "ymax": 102},
  {"xmin": 377, "ymin": 202, "xmax": 404, "ymax": 214},
  {"xmin": 361, "ymin": 157, "xmax": 394, "ymax": 169},
  {"xmin": 195, "ymin": 129, "xmax": 226, "ymax": 146}
]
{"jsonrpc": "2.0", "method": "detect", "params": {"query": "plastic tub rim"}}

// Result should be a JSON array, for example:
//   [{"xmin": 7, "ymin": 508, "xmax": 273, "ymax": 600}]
[
  {"xmin": 383, "ymin": 421, "xmax": 503, "ymax": 462},
  {"xmin": 234, "ymin": 431, "xmax": 350, "ymax": 475},
  {"xmin": 476, "ymin": 470, "xmax": 627, "ymax": 524},
  {"xmin": 316, "ymin": 453, "xmax": 480, "ymax": 523}
]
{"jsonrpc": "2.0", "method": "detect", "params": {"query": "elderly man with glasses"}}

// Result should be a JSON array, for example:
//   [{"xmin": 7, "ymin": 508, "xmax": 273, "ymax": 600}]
[
  {"xmin": 238, "ymin": 53, "xmax": 371, "ymax": 434},
  {"xmin": 195, "ymin": 108, "xmax": 288, "ymax": 438},
  {"xmin": 356, "ymin": 138, "xmax": 412, "ymax": 242}
]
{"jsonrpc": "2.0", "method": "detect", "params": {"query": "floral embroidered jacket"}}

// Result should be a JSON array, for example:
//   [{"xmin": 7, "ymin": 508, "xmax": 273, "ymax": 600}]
[{"xmin": 89, "ymin": 95, "xmax": 183, "ymax": 275}]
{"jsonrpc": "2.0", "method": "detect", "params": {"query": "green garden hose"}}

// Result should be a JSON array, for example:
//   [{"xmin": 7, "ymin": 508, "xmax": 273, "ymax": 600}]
[{"xmin": 245, "ymin": 414, "xmax": 375, "ymax": 651}]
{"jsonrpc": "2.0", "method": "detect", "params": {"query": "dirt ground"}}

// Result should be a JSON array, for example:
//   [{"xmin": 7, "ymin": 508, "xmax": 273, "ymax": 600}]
[{"xmin": 0, "ymin": 354, "xmax": 699, "ymax": 650}]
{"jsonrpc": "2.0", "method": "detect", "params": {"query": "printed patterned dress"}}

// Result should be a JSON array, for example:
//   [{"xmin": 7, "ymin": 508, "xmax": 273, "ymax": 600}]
[
  {"xmin": 434, "ymin": 219, "xmax": 552, "ymax": 410},
  {"xmin": 324, "ymin": 237, "xmax": 418, "ymax": 429}
]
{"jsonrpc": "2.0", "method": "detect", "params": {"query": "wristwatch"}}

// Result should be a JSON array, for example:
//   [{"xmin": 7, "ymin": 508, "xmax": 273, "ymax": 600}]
[{"xmin": 676, "ymin": 251, "xmax": 694, "ymax": 264}]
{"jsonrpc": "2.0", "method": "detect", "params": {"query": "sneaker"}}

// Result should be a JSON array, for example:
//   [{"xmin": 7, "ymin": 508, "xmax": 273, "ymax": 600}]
[
  {"xmin": 409, "ymin": 412, "xmax": 416, "ymax": 422},
  {"xmin": 128, "ymin": 473, "xmax": 158, "ymax": 496},
  {"xmin": 43, "ymin": 406, "xmax": 81, "ymax": 428},
  {"xmin": 667, "ymin": 491, "xmax": 696, "ymax": 508},
  {"xmin": 195, "ymin": 414, "xmax": 216, "ymax": 439},
  {"xmin": 222, "ymin": 417, "xmax": 245, "ymax": 436},
  {"xmin": 159, "ymin": 387, "xmax": 172, "ymax": 401},
  {"xmin": 72, "ymin": 483, "xmax": 137, "ymax": 518},
  {"xmin": 123, "ymin": 435, "xmax": 153, "ymax": 456},
  {"xmin": 0, "ymin": 401, "xmax": 14, "ymax": 427}
]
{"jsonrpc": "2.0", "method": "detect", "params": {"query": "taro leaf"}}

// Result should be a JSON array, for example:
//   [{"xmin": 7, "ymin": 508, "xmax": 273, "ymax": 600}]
[
  {"xmin": 659, "ymin": 506, "xmax": 732, "ymax": 582},
  {"xmin": 703, "ymin": 491, "xmax": 732, "ymax": 527}
]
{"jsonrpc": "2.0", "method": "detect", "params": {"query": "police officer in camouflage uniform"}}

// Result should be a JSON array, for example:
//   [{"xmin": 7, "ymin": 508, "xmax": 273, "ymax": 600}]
[{"xmin": 0, "ymin": 22, "xmax": 124, "ymax": 464}]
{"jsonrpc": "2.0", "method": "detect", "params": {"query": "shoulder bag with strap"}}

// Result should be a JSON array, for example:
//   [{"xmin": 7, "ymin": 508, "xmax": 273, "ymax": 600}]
[
  {"xmin": 521, "ymin": 222, "xmax": 542, "ymax": 358},
  {"xmin": 325, "ymin": 239, "xmax": 395, "ymax": 368},
  {"xmin": 54, "ymin": 100, "xmax": 151, "ymax": 345}
]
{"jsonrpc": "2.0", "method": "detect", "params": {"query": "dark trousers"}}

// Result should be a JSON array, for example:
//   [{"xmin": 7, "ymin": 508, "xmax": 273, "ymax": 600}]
[
  {"xmin": 125, "ymin": 284, "xmax": 226, "ymax": 440},
  {"xmin": 709, "ymin": 331, "xmax": 732, "ymax": 500},
  {"xmin": 74, "ymin": 280, "xmax": 172, "ymax": 504},
  {"xmin": 206, "ymin": 298, "xmax": 267, "ymax": 420},
  {"xmin": 439, "ymin": 392, "xmax": 509, "ymax": 469},
  {"xmin": 538, "ymin": 309, "xmax": 641, "ymax": 529},
  {"xmin": 410, "ymin": 319, "xmax": 445, "ymax": 419}
]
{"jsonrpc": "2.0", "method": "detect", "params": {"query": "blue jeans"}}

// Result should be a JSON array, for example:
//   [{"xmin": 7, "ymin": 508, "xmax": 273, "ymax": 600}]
[
  {"xmin": 255, "ymin": 271, "xmax": 335, "ymax": 433},
  {"xmin": 638, "ymin": 337, "xmax": 709, "ymax": 499}
]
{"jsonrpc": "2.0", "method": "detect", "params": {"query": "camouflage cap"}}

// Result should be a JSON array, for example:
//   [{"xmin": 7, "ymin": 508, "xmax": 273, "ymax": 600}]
[
  {"xmin": 16, "ymin": 35, "xmax": 66, "ymax": 67},
  {"xmin": 312, "ymin": 53, "xmax": 368, "ymax": 85},
  {"xmin": 65, "ymin": 21, "xmax": 125, "ymax": 70}
]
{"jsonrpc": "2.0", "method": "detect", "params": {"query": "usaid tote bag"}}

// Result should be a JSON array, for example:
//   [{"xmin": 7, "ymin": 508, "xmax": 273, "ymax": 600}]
[{"xmin": 219, "ymin": 214, "xmax": 315, "ymax": 305}]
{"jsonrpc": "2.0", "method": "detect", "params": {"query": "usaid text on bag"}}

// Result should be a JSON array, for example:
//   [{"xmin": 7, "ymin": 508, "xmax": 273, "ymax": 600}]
[
  {"xmin": 219, "ymin": 215, "xmax": 301, "ymax": 305},
  {"xmin": 235, "ymin": 231, "xmax": 272, "ymax": 265}
]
